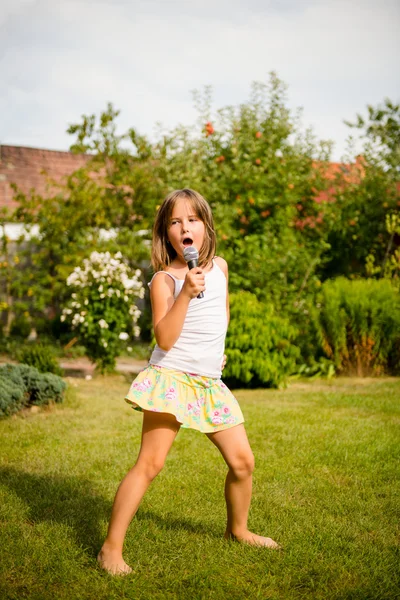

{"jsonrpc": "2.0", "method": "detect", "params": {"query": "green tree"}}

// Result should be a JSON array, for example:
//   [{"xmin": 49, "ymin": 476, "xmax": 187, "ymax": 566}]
[
  {"xmin": 153, "ymin": 73, "xmax": 333, "ymax": 312},
  {"xmin": 321, "ymin": 99, "xmax": 400, "ymax": 279}
]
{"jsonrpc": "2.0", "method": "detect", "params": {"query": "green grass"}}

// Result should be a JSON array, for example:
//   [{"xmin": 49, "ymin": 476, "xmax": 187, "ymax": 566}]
[{"xmin": 0, "ymin": 376, "xmax": 399, "ymax": 600}]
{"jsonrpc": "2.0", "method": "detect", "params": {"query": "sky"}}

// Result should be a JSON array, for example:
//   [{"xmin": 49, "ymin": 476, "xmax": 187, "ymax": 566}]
[{"xmin": 1, "ymin": 0, "xmax": 399, "ymax": 162}]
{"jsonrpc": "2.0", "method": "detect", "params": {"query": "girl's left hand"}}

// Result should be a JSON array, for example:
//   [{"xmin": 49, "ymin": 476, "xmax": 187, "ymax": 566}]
[{"xmin": 221, "ymin": 354, "xmax": 227, "ymax": 370}]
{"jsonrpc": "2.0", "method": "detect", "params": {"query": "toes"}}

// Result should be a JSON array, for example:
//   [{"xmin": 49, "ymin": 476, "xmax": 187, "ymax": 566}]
[
  {"xmin": 97, "ymin": 555, "xmax": 133, "ymax": 576},
  {"xmin": 260, "ymin": 537, "xmax": 281, "ymax": 549}
]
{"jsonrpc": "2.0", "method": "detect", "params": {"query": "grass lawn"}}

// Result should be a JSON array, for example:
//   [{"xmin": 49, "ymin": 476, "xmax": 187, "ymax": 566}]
[{"xmin": 0, "ymin": 375, "xmax": 399, "ymax": 600}]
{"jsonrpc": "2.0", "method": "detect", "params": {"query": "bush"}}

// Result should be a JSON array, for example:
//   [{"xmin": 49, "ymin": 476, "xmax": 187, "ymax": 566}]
[
  {"xmin": 17, "ymin": 344, "xmax": 63, "ymax": 376},
  {"xmin": 0, "ymin": 378, "xmax": 27, "ymax": 417},
  {"xmin": 318, "ymin": 277, "xmax": 400, "ymax": 375},
  {"xmin": 224, "ymin": 291, "xmax": 300, "ymax": 388},
  {"xmin": 61, "ymin": 251, "xmax": 145, "ymax": 373},
  {"xmin": 9, "ymin": 314, "xmax": 31, "ymax": 339},
  {"xmin": 0, "ymin": 364, "xmax": 67, "ymax": 417}
]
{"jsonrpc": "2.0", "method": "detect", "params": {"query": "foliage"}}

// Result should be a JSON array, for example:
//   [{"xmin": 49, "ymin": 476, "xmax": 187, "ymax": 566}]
[
  {"xmin": 0, "ymin": 363, "xmax": 66, "ymax": 417},
  {"xmin": 17, "ymin": 343, "xmax": 63, "ymax": 376},
  {"xmin": 151, "ymin": 74, "xmax": 333, "ymax": 310},
  {"xmin": 224, "ymin": 291, "xmax": 300, "ymax": 388},
  {"xmin": 1, "ymin": 102, "xmax": 159, "ymax": 332},
  {"xmin": 9, "ymin": 313, "xmax": 32, "ymax": 339},
  {"xmin": 321, "ymin": 98, "xmax": 400, "ymax": 280},
  {"xmin": 320, "ymin": 159, "xmax": 400, "ymax": 279},
  {"xmin": 293, "ymin": 357, "xmax": 335, "ymax": 380},
  {"xmin": 1, "ymin": 76, "xmax": 399, "ymax": 375},
  {"xmin": 365, "ymin": 212, "xmax": 400, "ymax": 286},
  {"xmin": 61, "ymin": 251, "xmax": 145, "ymax": 373},
  {"xmin": 344, "ymin": 97, "xmax": 400, "ymax": 174},
  {"xmin": 317, "ymin": 277, "xmax": 400, "ymax": 376}
]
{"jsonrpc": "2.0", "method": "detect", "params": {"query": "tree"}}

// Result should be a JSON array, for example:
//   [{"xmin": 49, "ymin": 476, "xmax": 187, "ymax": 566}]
[
  {"xmin": 344, "ymin": 98, "xmax": 400, "ymax": 174},
  {"xmin": 321, "ymin": 99, "xmax": 400, "ymax": 279}
]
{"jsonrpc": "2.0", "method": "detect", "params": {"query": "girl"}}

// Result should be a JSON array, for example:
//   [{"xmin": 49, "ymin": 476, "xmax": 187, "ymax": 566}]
[{"xmin": 97, "ymin": 188, "xmax": 280, "ymax": 575}]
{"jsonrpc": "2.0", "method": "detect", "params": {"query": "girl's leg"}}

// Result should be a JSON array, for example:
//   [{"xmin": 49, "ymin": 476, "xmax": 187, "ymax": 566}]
[
  {"xmin": 206, "ymin": 424, "xmax": 280, "ymax": 548},
  {"xmin": 98, "ymin": 410, "xmax": 181, "ymax": 574}
]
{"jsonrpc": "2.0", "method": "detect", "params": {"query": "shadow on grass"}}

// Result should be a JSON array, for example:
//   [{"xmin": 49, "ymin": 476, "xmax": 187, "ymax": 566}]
[
  {"xmin": 0, "ymin": 466, "xmax": 110, "ymax": 555},
  {"xmin": 135, "ymin": 508, "xmax": 219, "ymax": 538},
  {"xmin": 0, "ymin": 467, "xmax": 219, "ymax": 558}
]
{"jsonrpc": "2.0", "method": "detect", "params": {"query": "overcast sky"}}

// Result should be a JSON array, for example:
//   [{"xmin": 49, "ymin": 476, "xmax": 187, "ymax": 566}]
[{"xmin": 1, "ymin": 0, "xmax": 399, "ymax": 162}]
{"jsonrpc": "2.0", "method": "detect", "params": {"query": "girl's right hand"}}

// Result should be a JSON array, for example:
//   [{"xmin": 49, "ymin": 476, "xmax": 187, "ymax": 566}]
[{"xmin": 182, "ymin": 268, "xmax": 205, "ymax": 299}]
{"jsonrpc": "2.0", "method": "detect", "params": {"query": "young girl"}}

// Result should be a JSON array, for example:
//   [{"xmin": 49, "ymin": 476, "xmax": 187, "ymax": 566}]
[{"xmin": 97, "ymin": 188, "xmax": 280, "ymax": 575}]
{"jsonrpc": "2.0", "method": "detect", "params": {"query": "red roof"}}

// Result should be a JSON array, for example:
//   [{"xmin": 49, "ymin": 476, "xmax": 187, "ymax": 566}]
[{"xmin": 0, "ymin": 145, "xmax": 90, "ymax": 212}]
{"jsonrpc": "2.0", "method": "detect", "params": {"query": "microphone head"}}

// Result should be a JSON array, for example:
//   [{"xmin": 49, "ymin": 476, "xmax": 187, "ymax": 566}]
[{"xmin": 183, "ymin": 246, "xmax": 199, "ymax": 263}]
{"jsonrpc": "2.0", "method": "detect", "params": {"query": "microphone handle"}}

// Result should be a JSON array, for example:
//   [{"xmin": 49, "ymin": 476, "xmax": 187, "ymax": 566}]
[{"xmin": 187, "ymin": 259, "xmax": 204, "ymax": 299}]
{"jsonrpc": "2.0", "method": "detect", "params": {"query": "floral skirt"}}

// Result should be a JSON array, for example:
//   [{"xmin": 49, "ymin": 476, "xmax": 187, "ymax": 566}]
[{"xmin": 124, "ymin": 364, "xmax": 244, "ymax": 433}]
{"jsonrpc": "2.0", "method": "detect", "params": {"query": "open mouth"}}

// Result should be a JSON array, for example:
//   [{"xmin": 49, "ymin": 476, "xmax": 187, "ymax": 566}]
[{"xmin": 182, "ymin": 237, "xmax": 193, "ymax": 246}]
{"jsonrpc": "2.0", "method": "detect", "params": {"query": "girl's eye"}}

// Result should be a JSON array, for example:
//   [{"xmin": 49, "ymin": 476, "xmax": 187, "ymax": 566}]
[{"xmin": 189, "ymin": 218, "xmax": 198, "ymax": 222}]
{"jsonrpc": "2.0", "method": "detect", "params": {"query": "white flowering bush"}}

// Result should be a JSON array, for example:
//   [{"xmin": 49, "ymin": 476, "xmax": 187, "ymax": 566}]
[{"xmin": 61, "ymin": 251, "xmax": 145, "ymax": 373}]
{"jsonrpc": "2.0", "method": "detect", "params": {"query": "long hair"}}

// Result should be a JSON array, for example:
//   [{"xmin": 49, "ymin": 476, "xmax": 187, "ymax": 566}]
[{"xmin": 151, "ymin": 189, "xmax": 216, "ymax": 271}]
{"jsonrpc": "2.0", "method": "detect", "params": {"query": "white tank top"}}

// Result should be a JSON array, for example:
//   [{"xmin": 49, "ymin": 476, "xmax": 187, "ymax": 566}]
[{"xmin": 148, "ymin": 259, "xmax": 227, "ymax": 378}]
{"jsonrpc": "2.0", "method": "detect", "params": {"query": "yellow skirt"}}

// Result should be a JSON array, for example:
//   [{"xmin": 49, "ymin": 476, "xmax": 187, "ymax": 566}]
[{"xmin": 124, "ymin": 364, "xmax": 244, "ymax": 433}]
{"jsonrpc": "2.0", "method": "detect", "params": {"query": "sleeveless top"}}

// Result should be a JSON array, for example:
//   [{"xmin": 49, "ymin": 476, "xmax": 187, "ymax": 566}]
[{"xmin": 148, "ymin": 259, "xmax": 227, "ymax": 378}]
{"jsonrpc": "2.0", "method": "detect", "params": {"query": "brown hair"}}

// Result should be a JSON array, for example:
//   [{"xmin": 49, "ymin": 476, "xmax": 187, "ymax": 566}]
[{"xmin": 151, "ymin": 189, "xmax": 216, "ymax": 271}]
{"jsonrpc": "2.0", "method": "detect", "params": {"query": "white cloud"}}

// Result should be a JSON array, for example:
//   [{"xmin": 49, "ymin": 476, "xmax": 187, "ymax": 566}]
[{"xmin": 0, "ymin": 0, "xmax": 399, "ymax": 160}]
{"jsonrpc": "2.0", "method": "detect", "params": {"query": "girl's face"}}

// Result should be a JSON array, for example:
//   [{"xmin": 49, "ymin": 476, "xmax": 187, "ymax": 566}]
[{"xmin": 167, "ymin": 197, "xmax": 205, "ymax": 264}]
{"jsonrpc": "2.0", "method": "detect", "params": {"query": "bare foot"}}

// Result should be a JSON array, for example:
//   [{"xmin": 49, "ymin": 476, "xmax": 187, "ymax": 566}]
[
  {"xmin": 224, "ymin": 530, "xmax": 282, "ymax": 549},
  {"xmin": 97, "ymin": 546, "xmax": 133, "ymax": 576}
]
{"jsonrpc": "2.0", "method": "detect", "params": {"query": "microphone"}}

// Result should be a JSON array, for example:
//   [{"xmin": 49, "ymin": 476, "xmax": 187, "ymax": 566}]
[{"xmin": 183, "ymin": 246, "xmax": 204, "ymax": 299}]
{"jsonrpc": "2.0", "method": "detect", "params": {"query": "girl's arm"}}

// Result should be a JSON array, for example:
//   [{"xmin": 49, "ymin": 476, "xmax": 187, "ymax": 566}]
[{"xmin": 151, "ymin": 269, "xmax": 205, "ymax": 351}]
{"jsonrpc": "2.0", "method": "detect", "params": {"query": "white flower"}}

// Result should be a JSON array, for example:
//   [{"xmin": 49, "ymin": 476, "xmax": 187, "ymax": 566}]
[
  {"xmin": 103, "ymin": 341, "xmax": 108, "ymax": 348},
  {"xmin": 127, "ymin": 346, "xmax": 132, "ymax": 352},
  {"xmin": 119, "ymin": 332, "xmax": 129, "ymax": 340},
  {"xmin": 122, "ymin": 278, "xmax": 136, "ymax": 290},
  {"xmin": 99, "ymin": 319, "xmax": 109, "ymax": 329},
  {"xmin": 134, "ymin": 325, "xmax": 140, "ymax": 337},
  {"xmin": 275, "ymin": 149, "xmax": 283, "ymax": 157},
  {"xmin": 60, "ymin": 315, "xmax": 66, "ymax": 322}
]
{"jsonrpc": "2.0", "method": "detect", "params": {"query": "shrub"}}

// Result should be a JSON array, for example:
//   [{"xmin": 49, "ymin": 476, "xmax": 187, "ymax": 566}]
[
  {"xmin": 0, "ymin": 364, "xmax": 67, "ymax": 417},
  {"xmin": 224, "ymin": 291, "xmax": 300, "ymax": 388},
  {"xmin": 18, "ymin": 344, "xmax": 63, "ymax": 376},
  {"xmin": 28, "ymin": 371, "xmax": 66, "ymax": 405},
  {"xmin": 61, "ymin": 251, "xmax": 145, "ymax": 373},
  {"xmin": 0, "ymin": 377, "xmax": 27, "ymax": 417},
  {"xmin": 318, "ymin": 277, "xmax": 400, "ymax": 375},
  {"xmin": 9, "ymin": 314, "xmax": 31, "ymax": 339}
]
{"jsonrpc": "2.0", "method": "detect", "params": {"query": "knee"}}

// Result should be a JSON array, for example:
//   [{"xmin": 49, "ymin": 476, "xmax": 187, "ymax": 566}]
[
  {"xmin": 136, "ymin": 456, "xmax": 166, "ymax": 481},
  {"xmin": 229, "ymin": 451, "xmax": 255, "ymax": 479}
]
